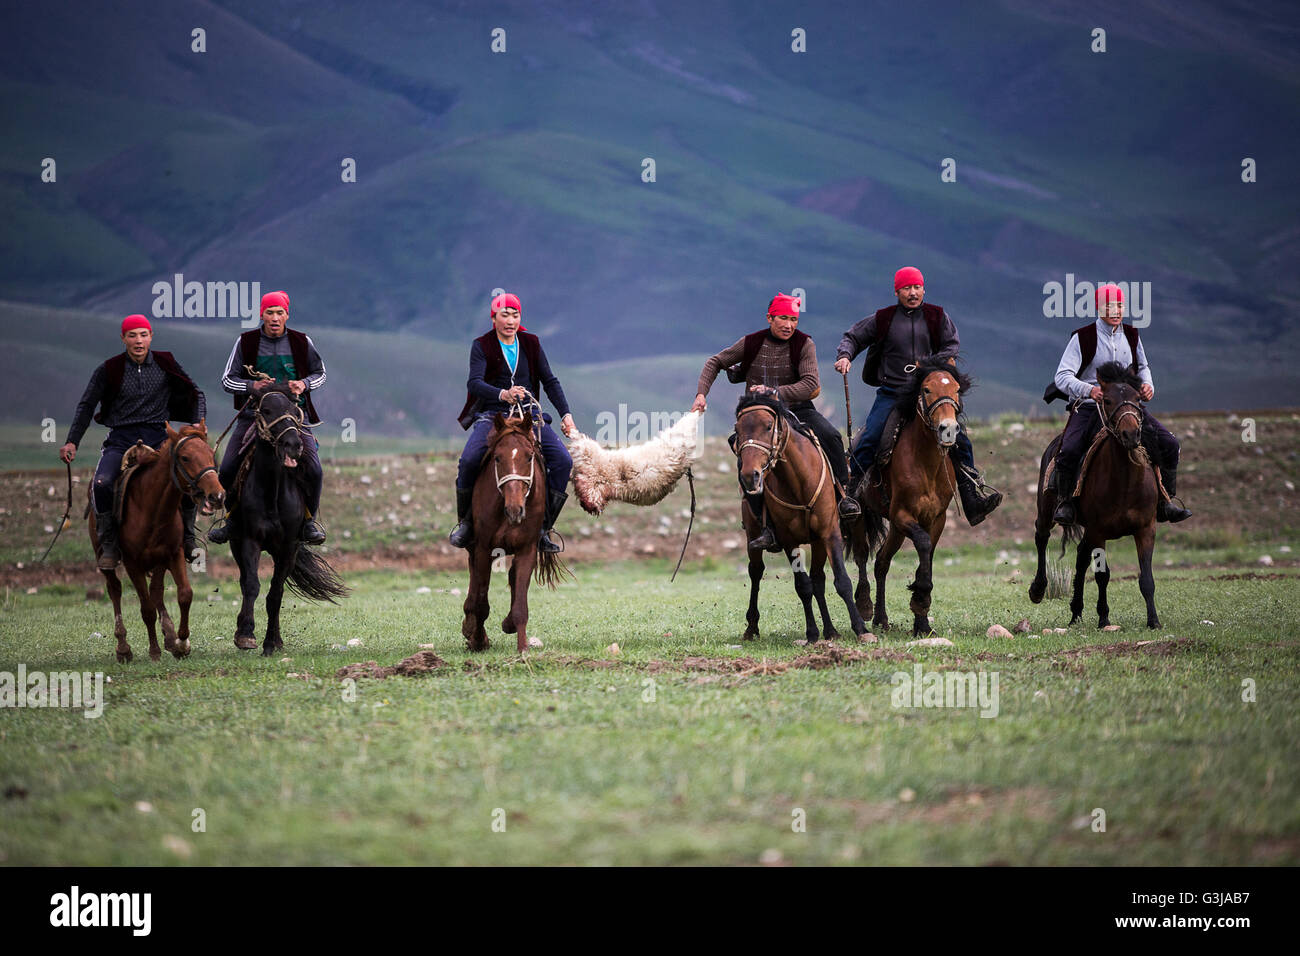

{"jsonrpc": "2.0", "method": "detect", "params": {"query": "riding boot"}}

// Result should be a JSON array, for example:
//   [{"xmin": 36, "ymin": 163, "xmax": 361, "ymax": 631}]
[
  {"xmin": 207, "ymin": 512, "xmax": 233, "ymax": 545},
  {"xmin": 1156, "ymin": 465, "xmax": 1192, "ymax": 523},
  {"xmin": 837, "ymin": 486, "xmax": 862, "ymax": 518},
  {"xmin": 539, "ymin": 489, "xmax": 567, "ymax": 553},
  {"xmin": 449, "ymin": 488, "xmax": 474, "ymax": 549},
  {"xmin": 301, "ymin": 516, "xmax": 327, "ymax": 545},
  {"xmin": 180, "ymin": 497, "xmax": 200, "ymax": 560},
  {"xmin": 95, "ymin": 510, "xmax": 121, "ymax": 570},
  {"xmin": 744, "ymin": 492, "xmax": 779, "ymax": 552},
  {"xmin": 955, "ymin": 464, "xmax": 1003, "ymax": 527},
  {"xmin": 1052, "ymin": 464, "xmax": 1078, "ymax": 526}
]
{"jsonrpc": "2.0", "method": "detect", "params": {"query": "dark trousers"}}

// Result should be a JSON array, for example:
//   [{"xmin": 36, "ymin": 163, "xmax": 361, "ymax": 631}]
[
  {"xmin": 93, "ymin": 423, "xmax": 167, "ymax": 513},
  {"xmin": 1057, "ymin": 404, "xmax": 1180, "ymax": 475},
  {"xmin": 786, "ymin": 401, "xmax": 850, "ymax": 487},
  {"xmin": 847, "ymin": 389, "xmax": 975, "ymax": 478},
  {"xmin": 219, "ymin": 416, "xmax": 323, "ymax": 514},
  {"xmin": 456, "ymin": 414, "xmax": 572, "ymax": 495}
]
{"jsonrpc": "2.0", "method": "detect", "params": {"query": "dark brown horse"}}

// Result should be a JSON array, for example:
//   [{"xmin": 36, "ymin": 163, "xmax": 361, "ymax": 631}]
[
  {"xmin": 734, "ymin": 392, "xmax": 870, "ymax": 643},
  {"xmin": 1029, "ymin": 362, "xmax": 1161, "ymax": 628},
  {"xmin": 89, "ymin": 422, "xmax": 224, "ymax": 662},
  {"xmin": 462, "ymin": 412, "xmax": 565, "ymax": 653},
  {"xmin": 847, "ymin": 359, "xmax": 970, "ymax": 637}
]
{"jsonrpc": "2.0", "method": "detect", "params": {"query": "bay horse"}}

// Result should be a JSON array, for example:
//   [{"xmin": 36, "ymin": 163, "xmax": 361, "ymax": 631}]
[
  {"xmin": 1029, "ymin": 362, "xmax": 1160, "ymax": 628},
  {"xmin": 462, "ymin": 411, "xmax": 566, "ymax": 653},
  {"xmin": 847, "ymin": 358, "xmax": 970, "ymax": 637},
  {"xmin": 734, "ymin": 392, "xmax": 870, "ymax": 643},
  {"xmin": 89, "ymin": 422, "xmax": 225, "ymax": 662},
  {"xmin": 222, "ymin": 385, "xmax": 347, "ymax": 655}
]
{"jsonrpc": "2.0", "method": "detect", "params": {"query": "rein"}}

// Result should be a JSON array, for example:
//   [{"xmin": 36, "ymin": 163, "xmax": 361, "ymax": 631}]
[
  {"xmin": 37, "ymin": 460, "xmax": 74, "ymax": 563},
  {"xmin": 169, "ymin": 433, "xmax": 217, "ymax": 499},
  {"xmin": 735, "ymin": 403, "xmax": 827, "ymax": 514}
]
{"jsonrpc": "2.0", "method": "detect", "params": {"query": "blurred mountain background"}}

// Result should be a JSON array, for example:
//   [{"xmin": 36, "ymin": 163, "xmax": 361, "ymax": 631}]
[{"xmin": 3, "ymin": 0, "xmax": 1298, "ymax": 440}]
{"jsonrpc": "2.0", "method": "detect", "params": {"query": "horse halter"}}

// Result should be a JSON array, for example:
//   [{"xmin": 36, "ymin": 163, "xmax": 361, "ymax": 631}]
[
  {"xmin": 491, "ymin": 429, "xmax": 537, "ymax": 500},
  {"xmin": 254, "ymin": 392, "xmax": 305, "ymax": 445},
  {"xmin": 170, "ymin": 433, "xmax": 217, "ymax": 498},
  {"xmin": 916, "ymin": 382, "xmax": 962, "ymax": 433},
  {"xmin": 1097, "ymin": 387, "xmax": 1144, "ymax": 440},
  {"xmin": 735, "ymin": 403, "xmax": 788, "ymax": 479}
]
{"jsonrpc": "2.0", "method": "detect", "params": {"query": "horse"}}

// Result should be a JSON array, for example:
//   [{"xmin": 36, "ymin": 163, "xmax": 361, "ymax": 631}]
[
  {"xmin": 461, "ymin": 410, "xmax": 566, "ymax": 653},
  {"xmin": 222, "ymin": 385, "xmax": 347, "ymax": 655},
  {"xmin": 1028, "ymin": 362, "xmax": 1161, "ymax": 628},
  {"xmin": 734, "ymin": 392, "xmax": 871, "ymax": 643},
  {"xmin": 88, "ymin": 422, "xmax": 225, "ymax": 663},
  {"xmin": 846, "ymin": 358, "xmax": 970, "ymax": 637}
]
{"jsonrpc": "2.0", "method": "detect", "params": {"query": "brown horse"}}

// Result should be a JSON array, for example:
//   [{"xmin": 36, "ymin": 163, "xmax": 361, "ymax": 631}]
[
  {"xmin": 462, "ymin": 412, "xmax": 565, "ymax": 653},
  {"xmin": 734, "ymin": 392, "xmax": 870, "ymax": 643},
  {"xmin": 1029, "ymin": 362, "xmax": 1161, "ymax": 628},
  {"xmin": 847, "ymin": 359, "xmax": 970, "ymax": 637},
  {"xmin": 89, "ymin": 422, "xmax": 224, "ymax": 662}
]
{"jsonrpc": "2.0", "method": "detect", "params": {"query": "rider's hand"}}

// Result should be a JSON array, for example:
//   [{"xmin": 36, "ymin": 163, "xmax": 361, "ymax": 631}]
[
  {"xmin": 59, "ymin": 442, "xmax": 76, "ymax": 464},
  {"xmin": 287, "ymin": 379, "xmax": 307, "ymax": 396},
  {"xmin": 561, "ymin": 414, "xmax": 576, "ymax": 437},
  {"xmin": 251, "ymin": 380, "xmax": 271, "ymax": 394},
  {"xmin": 691, "ymin": 393, "xmax": 707, "ymax": 413},
  {"xmin": 1139, "ymin": 383, "xmax": 1154, "ymax": 402},
  {"xmin": 834, "ymin": 356, "xmax": 851, "ymax": 375},
  {"xmin": 500, "ymin": 386, "xmax": 527, "ymax": 403},
  {"xmin": 1089, "ymin": 385, "xmax": 1104, "ymax": 402},
  {"xmin": 749, "ymin": 384, "xmax": 775, "ymax": 396}
]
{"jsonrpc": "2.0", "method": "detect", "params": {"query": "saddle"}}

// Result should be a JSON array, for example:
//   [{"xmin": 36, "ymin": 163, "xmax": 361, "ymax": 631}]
[{"xmin": 112, "ymin": 441, "xmax": 160, "ymax": 523}]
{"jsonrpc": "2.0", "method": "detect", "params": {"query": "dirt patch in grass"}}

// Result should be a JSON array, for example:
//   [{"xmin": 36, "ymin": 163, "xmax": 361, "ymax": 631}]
[
  {"xmin": 335, "ymin": 650, "xmax": 447, "ymax": 680},
  {"xmin": 832, "ymin": 785, "xmax": 1058, "ymax": 829},
  {"xmin": 1054, "ymin": 637, "xmax": 1194, "ymax": 661}
]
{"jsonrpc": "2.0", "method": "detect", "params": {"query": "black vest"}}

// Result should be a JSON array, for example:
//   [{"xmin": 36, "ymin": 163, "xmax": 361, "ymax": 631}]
[
  {"xmin": 1042, "ymin": 322, "xmax": 1141, "ymax": 404},
  {"xmin": 233, "ymin": 327, "xmax": 320, "ymax": 422},
  {"xmin": 457, "ymin": 330, "xmax": 543, "ymax": 430},
  {"xmin": 94, "ymin": 351, "xmax": 200, "ymax": 426},
  {"xmin": 861, "ymin": 304, "xmax": 945, "ymax": 387}
]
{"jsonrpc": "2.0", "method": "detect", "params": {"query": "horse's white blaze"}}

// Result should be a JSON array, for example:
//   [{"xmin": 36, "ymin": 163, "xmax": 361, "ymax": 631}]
[{"xmin": 940, "ymin": 377, "xmax": 950, "ymax": 385}]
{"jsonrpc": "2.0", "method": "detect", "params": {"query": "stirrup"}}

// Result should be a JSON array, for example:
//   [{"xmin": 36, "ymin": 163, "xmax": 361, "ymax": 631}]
[{"xmin": 539, "ymin": 528, "xmax": 563, "ymax": 553}]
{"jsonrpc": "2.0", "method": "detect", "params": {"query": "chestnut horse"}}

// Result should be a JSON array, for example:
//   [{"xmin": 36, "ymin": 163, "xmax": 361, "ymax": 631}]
[
  {"xmin": 462, "ymin": 411, "xmax": 566, "ymax": 653},
  {"xmin": 847, "ymin": 358, "xmax": 970, "ymax": 637},
  {"xmin": 88, "ymin": 422, "xmax": 224, "ymax": 662},
  {"xmin": 734, "ymin": 392, "xmax": 870, "ymax": 643},
  {"xmin": 223, "ymin": 386, "xmax": 347, "ymax": 656},
  {"xmin": 1029, "ymin": 362, "xmax": 1161, "ymax": 628}
]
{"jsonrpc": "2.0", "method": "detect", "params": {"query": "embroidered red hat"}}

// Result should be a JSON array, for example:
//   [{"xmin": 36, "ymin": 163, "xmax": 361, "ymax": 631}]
[
  {"xmin": 120, "ymin": 314, "xmax": 152, "ymax": 335},
  {"xmin": 491, "ymin": 292, "xmax": 521, "ymax": 316},
  {"xmin": 894, "ymin": 267, "xmax": 924, "ymax": 291},
  {"xmin": 260, "ymin": 290, "xmax": 290, "ymax": 313},
  {"xmin": 767, "ymin": 293, "xmax": 801, "ymax": 317},
  {"xmin": 1096, "ymin": 283, "xmax": 1125, "ymax": 308}
]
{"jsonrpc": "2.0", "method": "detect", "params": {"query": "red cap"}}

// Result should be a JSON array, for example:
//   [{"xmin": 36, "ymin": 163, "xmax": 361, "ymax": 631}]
[
  {"xmin": 121, "ymin": 314, "xmax": 152, "ymax": 335},
  {"xmin": 491, "ymin": 292, "xmax": 521, "ymax": 316},
  {"xmin": 767, "ymin": 293, "xmax": 801, "ymax": 317},
  {"xmin": 1096, "ymin": 284, "xmax": 1125, "ymax": 308},
  {"xmin": 894, "ymin": 267, "xmax": 924, "ymax": 291},
  {"xmin": 261, "ymin": 290, "xmax": 290, "ymax": 313}
]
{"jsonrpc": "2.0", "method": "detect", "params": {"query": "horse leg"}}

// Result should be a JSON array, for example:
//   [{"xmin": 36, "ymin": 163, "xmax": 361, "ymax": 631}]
[
  {"xmin": 462, "ymin": 547, "xmax": 492, "ymax": 651},
  {"xmin": 1094, "ymin": 536, "xmax": 1111, "ymax": 629},
  {"xmin": 232, "ymin": 536, "xmax": 261, "ymax": 650},
  {"xmin": 151, "ymin": 567, "xmax": 179, "ymax": 656},
  {"xmin": 1069, "ymin": 536, "xmax": 1092, "ymax": 626},
  {"xmin": 262, "ymin": 548, "xmax": 291, "ymax": 656},
  {"xmin": 901, "ymin": 521, "xmax": 935, "ymax": 637},
  {"xmin": 125, "ymin": 566, "xmax": 161, "ymax": 661},
  {"xmin": 502, "ymin": 561, "xmax": 517, "ymax": 634},
  {"xmin": 810, "ymin": 540, "xmax": 840, "ymax": 640},
  {"xmin": 827, "ymin": 531, "xmax": 870, "ymax": 639},
  {"xmin": 507, "ymin": 549, "xmax": 537, "ymax": 655},
  {"xmin": 873, "ymin": 524, "xmax": 906, "ymax": 632},
  {"xmin": 1028, "ymin": 502, "xmax": 1053, "ymax": 605},
  {"xmin": 105, "ymin": 568, "xmax": 131, "ymax": 663},
  {"xmin": 854, "ymin": 534, "xmax": 874, "ymax": 624},
  {"xmin": 743, "ymin": 551, "xmax": 764, "ymax": 641},
  {"xmin": 169, "ymin": 551, "xmax": 193, "ymax": 657},
  {"xmin": 788, "ymin": 548, "xmax": 819, "ymax": 643},
  {"xmin": 1135, "ymin": 525, "xmax": 1160, "ymax": 628}
]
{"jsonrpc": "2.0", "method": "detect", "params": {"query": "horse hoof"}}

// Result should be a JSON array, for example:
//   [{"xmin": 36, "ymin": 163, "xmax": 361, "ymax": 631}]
[
  {"xmin": 1028, "ymin": 581, "xmax": 1046, "ymax": 604},
  {"xmin": 742, "ymin": 631, "xmax": 758, "ymax": 642},
  {"xmin": 261, "ymin": 646, "xmax": 274, "ymax": 657},
  {"xmin": 234, "ymin": 636, "xmax": 258, "ymax": 651},
  {"xmin": 171, "ymin": 641, "xmax": 191, "ymax": 659},
  {"xmin": 502, "ymin": 616, "xmax": 517, "ymax": 634},
  {"xmin": 149, "ymin": 651, "xmax": 162, "ymax": 662},
  {"xmin": 116, "ymin": 649, "xmax": 132, "ymax": 664},
  {"xmin": 823, "ymin": 629, "xmax": 841, "ymax": 641}
]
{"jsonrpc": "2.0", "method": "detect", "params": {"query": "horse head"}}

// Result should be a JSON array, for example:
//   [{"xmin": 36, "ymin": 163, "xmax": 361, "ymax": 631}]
[
  {"xmin": 255, "ymin": 386, "xmax": 305, "ymax": 471},
  {"xmin": 1096, "ymin": 362, "xmax": 1144, "ymax": 450},
  {"xmin": 733, "ymin": 392, "xmax": 783, "ymax": 495},
  {"xmin": 165, "ymin": 420, "xmax": 224, "ymax": 515},
  {"xmin": 904, "ymin": 357, "xmax": 971, "ymax": 450},
  {"xmin": 490, "ymin": 411, "xmax": 537, "ymax": 525}
]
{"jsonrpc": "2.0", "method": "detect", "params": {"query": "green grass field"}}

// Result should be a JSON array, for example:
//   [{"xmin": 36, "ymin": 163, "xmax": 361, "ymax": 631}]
[{"xmin": 1, "ymin": 555, "xmax": 1296, "ymax": 866}]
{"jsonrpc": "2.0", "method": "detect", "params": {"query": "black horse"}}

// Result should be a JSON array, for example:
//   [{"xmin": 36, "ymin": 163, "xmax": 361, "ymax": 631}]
[{"xmin": 223, "ymin": 385, "xmax": 347, "ymax": 654}]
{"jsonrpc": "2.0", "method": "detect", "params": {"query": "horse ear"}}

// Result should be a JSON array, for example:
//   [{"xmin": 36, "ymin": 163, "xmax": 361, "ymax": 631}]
[
  {"xmin": 197, "ymin": 417, "xmax": 207, "ymax": 434},
  {"xmin": 165, "ymin": 422, "xmax": 180, "ymax": 443},
  {"xmin": 493, "ymin": 412, "xmax": 506, "ymax": 431}
]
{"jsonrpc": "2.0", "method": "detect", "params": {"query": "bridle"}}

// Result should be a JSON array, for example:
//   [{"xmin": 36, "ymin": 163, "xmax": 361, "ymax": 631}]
[
  {"xmin": 734, "ymin": 401, "xmax": 827, "ymax": 514},
  {"xmin": 915, "ymin": 373, "xmax": 963, "ymax": 436},
  {"xmin": 170, "ymin": 433, "xmax": 217, "ymax": 499},
  {"xmin": 254, "ymin": 392, "xmax": 306, "ymax": 446},
  {"xmin": 491, "ymin": 426, "xmax": 537, "ymax": 501},
  {"xmin": 1097, "ymin": 386, "xmax": 1144, "ymax": 441}
]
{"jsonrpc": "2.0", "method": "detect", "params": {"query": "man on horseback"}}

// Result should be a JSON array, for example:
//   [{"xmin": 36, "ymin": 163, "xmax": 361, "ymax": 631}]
[
  {"xmin": 1047, "ymin": 284, "xmax": 1191, "ymax": 525},
  {"xmin": 208, "ymin": 290, "xmax": 328, "ymax": 545},
  {"xmin": 59, "ymin": 314, "xmax": 207, "ymax": 570},
  {"xmin": 450, "ymin": 292, "xmax": 576, "ymax": 554},
  {"xmin": 693, "ymin": 293, "xmax": 860, "ymax": 552},
  {"xmin": 834, "ymin": 267, "xmax": 1002, "ymax": 526}
]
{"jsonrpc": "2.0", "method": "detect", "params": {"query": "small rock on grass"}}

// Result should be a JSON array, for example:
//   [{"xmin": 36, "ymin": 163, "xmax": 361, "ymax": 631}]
[
  {"xmin": 1102, "ymin": 624, "xmax": 1122, "ymax": 632},
  {"xmin": 1013, "ymin": 618, "xmax": 1032, "ymax": 633},
  {"xmin": 858, "ymin": 632, "xmax": 879, "ymax": 644},
  {"xmin": 346, "ymin": 638, "xmax": 363, "ymax": 647},
  {"xmin": 605, "ymin": 642, "xmax": 621, "ymax": 656},
  {"xmin": 986, "ymin": 624, "xmax": 1014, "ymax": 639},
  {"xmin": 527, "ymin": 637, "xmax": 543, "ymax": 649},
  {"xmin": 906, "ymin": 636, "xmax": 954, "ymax": 647}
]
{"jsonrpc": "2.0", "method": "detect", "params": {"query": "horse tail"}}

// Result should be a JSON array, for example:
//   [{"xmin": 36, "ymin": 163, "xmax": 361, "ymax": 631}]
[
  {"xmin": 533, "ymin": 549, "xmax": 573, "ymax": 590},
  {"xmin": 287, "ymin": 544, "xmax": 350, "ymax": 603},
  {"xmin": 1057, "ymin": 520, "xmax": 1082, "ymax": 560},
  {"xmin": 848, "ymin": 506, "xmax": 886, "ymax": 566}
]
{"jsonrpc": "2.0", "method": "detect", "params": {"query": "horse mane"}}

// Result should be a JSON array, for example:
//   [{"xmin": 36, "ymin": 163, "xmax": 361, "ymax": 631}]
[
  {"xmin": 735, "ymin": 390, "xmax": 788, "ymax": 421},
  {"xmin": 895, "ymin": 356, "xmax": 973, "ymax": 426},
  {"xmin": 1096, "ymin": 361, "xmax": 1143, "ymax": 390},
  {"xmin": 486, "ymin": 415, "xmax": 537, "ymax": 455}
]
